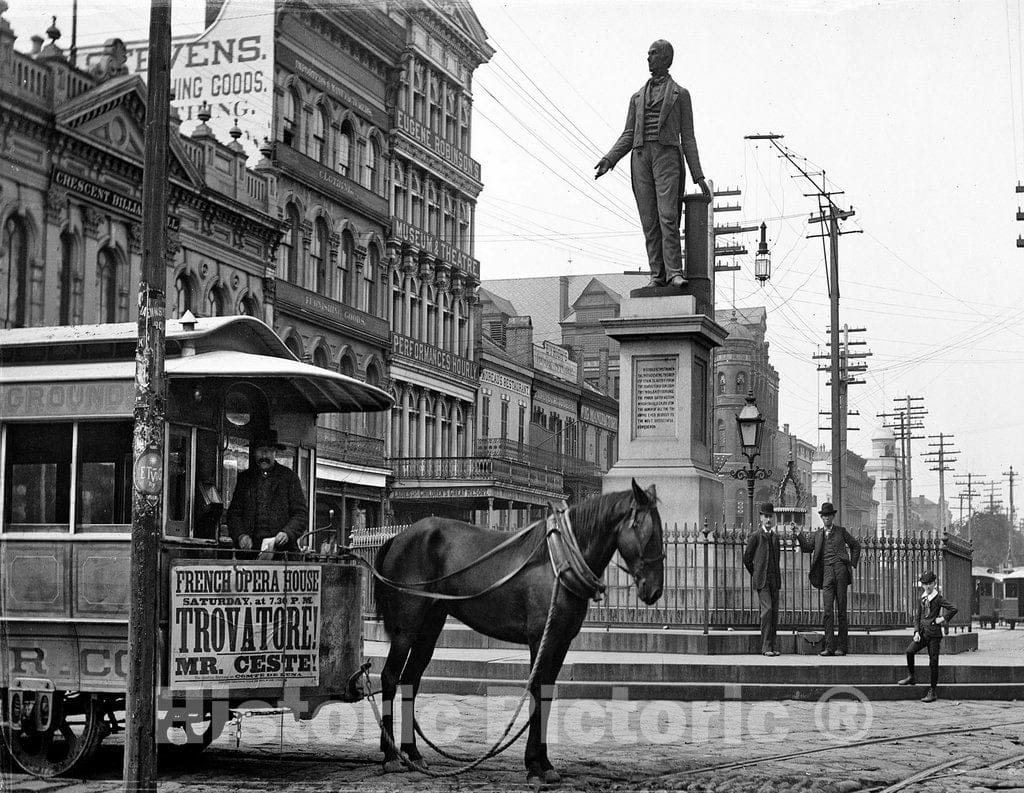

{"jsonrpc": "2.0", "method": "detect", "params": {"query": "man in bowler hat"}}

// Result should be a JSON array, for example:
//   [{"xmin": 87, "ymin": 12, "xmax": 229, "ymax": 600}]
[
  {"xmin": 898, "ymin": 571, "xmax": 958, "ymax": 702},
  {"xmin": 792, "ymin": 502, "xmax": 861, "ymax": 656},
  {"xmin": 743, "ymin": 503, "xmax": 783, "ymax": 656},
  {"xmin": 227, "ymin": 429, "xmax": 308, "ymax": 555}
]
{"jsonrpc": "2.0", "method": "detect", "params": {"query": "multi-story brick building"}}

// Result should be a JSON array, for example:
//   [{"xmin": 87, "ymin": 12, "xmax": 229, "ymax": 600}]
[{"xmin": 0, "ymin": 19, "xmax": 279, "ymax": 341}]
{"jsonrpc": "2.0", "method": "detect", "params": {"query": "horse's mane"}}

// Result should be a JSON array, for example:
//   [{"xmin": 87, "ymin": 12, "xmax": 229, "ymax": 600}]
[{"xmin": 567, "ymin": 489, "xmax": 634, "ymax": 549}]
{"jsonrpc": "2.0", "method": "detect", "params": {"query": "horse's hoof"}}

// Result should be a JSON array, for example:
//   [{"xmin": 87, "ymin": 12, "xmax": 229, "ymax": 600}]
[
  {"xmin": 382, "ymin": 759, "xmax": 407, "ymax": 774},
  {"xmin": 527, "ymin": 768, "xmax": 561, "ymax": 786}
]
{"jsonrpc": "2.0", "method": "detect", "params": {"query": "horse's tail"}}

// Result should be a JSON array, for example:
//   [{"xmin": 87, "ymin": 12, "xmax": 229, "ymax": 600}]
[{"xmin": 373, "ymin": 535, "xmax": 397, "ymax": 633}]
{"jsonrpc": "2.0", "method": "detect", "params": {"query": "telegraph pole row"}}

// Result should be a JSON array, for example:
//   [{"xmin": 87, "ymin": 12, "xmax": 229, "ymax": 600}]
[
  {"xmin": 879, "ymin": 396, "xmax": 925, "ymax": 534},
  {"xmin": 923, "ymin": 432, "xmax": 959, "ymax": 534},
  {"xmin": 955, "ymin": 472, "xmax": 984, "ymax": 542}
]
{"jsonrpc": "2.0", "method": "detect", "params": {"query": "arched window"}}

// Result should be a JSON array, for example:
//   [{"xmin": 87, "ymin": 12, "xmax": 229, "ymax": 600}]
[
  {"xmin": 393, "ymin": 161, "xmax": 408, "ymax": 221},
  {"xmin": 240, "ymin": 294, "xmax": 259, "ymax": 317},
  {"xmin": 884, "ymin": 512, "xmax": 894, "ymax": 534},
  {"xmin": 284, "ymin": 335, "xmax": 303, "ymax": 361},
  {"xmin": 311, "ymin": 104, "xmax": 328, "ymax": 163},
  {"xmin": 175, "ymin": 273, "xmax": 194, "ymax": 316},
  {"xmin": 97, "ymin": 247, "xmax": 119, "ymax": 323},
  {"xmin": 59, "ymin": 231, "xmax": 77, "ymax": 325},
  {"xmin": 716, "ymin": 418, "xmax": 725, "ymax": 451},
  {"xmin": 282, "ymin": 86, "xmax": 299, "ymax": 147},
  {"xmin": 717, "ymin": 372, "xmax": 725, "ymax": 395},
  {"xmin": 885, "ymin": 481, "xmax": 894, "ymax": 501},
  {"xmin": 312, "ymin": 217, "xmax": 329, "ymax": 295},
  {"xmin": 365, "ymin": 136, "xmax": 380, "ymax": 193},
  {"xmin": 735, "ymin": 371, "xmax": 747, "ymax": 394},
  {"xmin": 313, "ymin": 345, "xmax": 330, "ymax": 369},
  {"xmin": 391, "ymin": 271, "xmax": 403, "ymax": 335},
  {"xmin": 337, "ymin": 231, "xmax": 355, "ymax": 305},
  {"xmin": 338, "ymin": 120, "xmax": 354, "ymax": 177},
  {"xmin": 365, "ymin": 245, "xmax": 379, "ymax": 316},
  {"xmin": 281, "ymin": 203, "xmax": 301, "ymax": 284},
  {"xmin": 2, "ymin": 215, "xmax": 29, "ymax": 328},
  {"xmin": 206, "ymin": 284, "xmax": 226, "ymax": 317}
]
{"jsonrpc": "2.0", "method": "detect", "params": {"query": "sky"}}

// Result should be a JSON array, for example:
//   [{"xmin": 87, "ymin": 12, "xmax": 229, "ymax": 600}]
[{"xmin": 6, "ymin": 0, "xmax": 1024, "ymax": 514}]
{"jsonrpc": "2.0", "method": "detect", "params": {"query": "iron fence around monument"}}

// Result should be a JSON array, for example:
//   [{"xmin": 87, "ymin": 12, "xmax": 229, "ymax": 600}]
[{"xmin": 350, "ymin": 522, "xmax": 972, "ymax": 632}]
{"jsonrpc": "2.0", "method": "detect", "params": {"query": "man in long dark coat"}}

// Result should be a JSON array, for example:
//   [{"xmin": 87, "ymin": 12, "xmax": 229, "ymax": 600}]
[{"xmin": 743, "ymin": 502, "xmax": 783, "ymax": 656}]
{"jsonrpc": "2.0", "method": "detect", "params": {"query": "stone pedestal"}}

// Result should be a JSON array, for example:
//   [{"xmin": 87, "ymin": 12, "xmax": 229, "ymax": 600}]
[{"xmin": 601, "ymin": 295, "xmax": 727, "ymax": 528}]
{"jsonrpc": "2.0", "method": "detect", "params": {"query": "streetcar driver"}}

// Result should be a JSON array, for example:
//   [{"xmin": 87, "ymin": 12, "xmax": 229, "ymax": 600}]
[{"xmin": 226, "ymin": 429, "xmax": 308, "ymax": 556}]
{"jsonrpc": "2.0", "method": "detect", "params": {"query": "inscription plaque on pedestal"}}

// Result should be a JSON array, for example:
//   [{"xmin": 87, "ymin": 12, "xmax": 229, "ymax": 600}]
[{"xmin": 632, "ymin": 355, "xmax": 678, "ymax": 438}]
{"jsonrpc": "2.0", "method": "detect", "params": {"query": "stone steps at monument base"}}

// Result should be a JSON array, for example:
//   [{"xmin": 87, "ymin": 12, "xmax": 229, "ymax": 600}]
[
  {"xmin": 406, "ymin": 676, "xmax": 1024, "ymax": 702},
  {"xmin": 360, "ymin": 650, "xmax": 1022, "ymax": 687},
  {"xmin": 362, "ymin": 621, "xmax": 980, "ymax": 655}
]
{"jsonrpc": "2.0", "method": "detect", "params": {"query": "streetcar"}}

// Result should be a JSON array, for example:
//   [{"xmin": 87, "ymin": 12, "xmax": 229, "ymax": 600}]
[
  {"xmin": 0, "ymin": 315, "xmax": 393, "ymax": 777},
  {"xmin": 971, "ymin": 566, "xmax": 1022, "ymax": 629}
]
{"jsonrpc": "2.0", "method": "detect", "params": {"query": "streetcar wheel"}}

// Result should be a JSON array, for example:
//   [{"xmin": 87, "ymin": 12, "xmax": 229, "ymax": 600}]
[{"xmin": 2, "ymin": 692, "xmax": 108, "ymax": 777}]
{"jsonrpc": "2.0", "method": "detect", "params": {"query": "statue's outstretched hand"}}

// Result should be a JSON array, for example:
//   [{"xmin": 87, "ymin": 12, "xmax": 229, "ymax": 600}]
[
  {"xmin": 594, "ymin": 159, "xmax": 611, "ymax": 179},
  {"xmin": 698, "ymin": 178, "xmax": 712, "ymax": 199}
]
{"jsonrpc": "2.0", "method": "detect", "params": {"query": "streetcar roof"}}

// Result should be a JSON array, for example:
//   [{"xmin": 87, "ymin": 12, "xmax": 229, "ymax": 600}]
[{"xmin": 0, "ymin": 316, "xmax": 393, "ymax": 414}]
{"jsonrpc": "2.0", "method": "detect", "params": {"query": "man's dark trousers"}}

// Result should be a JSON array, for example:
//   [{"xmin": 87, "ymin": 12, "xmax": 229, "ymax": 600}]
[
  {"xmin": 757, "ymin": 586, "xmax": 779, "ymax": 654},
  {"xmin": 631, "ymin": 142, "xmax": 684, "ymax": 283},
  {"xmin": 906, "ymin": 635, "xmax": 942, "ymax": 688},
  {"xmin": 823, "ymin": 561, "xmax": 851, "ymax": 652}
]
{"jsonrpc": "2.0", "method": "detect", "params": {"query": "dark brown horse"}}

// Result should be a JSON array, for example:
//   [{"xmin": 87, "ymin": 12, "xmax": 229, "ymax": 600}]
[{"xmin": 373, "ymin": 480, "xmax": 664, "ymax": 783}]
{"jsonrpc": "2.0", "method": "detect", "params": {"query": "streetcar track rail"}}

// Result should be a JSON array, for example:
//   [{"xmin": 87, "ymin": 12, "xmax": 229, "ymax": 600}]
[
  {"xmin": 656, "ymin": 718, "xmax": 1024, "ymax": 782},
  {"xmin": 871, "ymin": 748, "xmax": 1024, "ymax": 792}
]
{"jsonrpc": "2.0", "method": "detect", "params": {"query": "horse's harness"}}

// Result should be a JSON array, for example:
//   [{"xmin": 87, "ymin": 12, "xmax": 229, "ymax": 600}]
[
  {"xmin": 545, "ymin": 498, "xmax": 664, "ymax": 602},
  {"xmin": 359, "ymin": 498, "xmax": 662, "ymax": 603}
]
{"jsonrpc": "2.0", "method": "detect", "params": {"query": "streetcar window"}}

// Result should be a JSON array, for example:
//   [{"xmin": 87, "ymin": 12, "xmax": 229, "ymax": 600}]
[
  {"xmin": 4, "ymin": 423, "xmax": 72, "ymax": 530},
  {"xmin": 76, "ymin": 421, "xmax": 132, "ymax": 529},
  {"xmin": 166, "ymin": 424, "xmax": 192, "ymax": 536},
  {"xmin": 193, "ymin": 428, "xmax": 222, "ymax": 540}
]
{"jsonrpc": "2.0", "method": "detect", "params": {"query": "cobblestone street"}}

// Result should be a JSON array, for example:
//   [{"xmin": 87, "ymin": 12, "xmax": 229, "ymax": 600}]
[{"xmin": 5, "ymin": 694, "xmax": 1024, "ymax": 792}]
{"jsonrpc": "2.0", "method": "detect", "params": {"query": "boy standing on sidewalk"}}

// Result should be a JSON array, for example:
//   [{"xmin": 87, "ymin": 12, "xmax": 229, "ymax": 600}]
[{"xmin": 898, "ymin": 570, "xmax": 958, "ymax": 702}]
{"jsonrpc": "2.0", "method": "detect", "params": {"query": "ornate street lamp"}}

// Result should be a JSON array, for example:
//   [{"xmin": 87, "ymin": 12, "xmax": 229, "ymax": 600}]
[
  {"xmin": 731, "ymin": 391, "xmax": 772, "ymax": 530},
  {"xmin": 754, "ymin": 222, "xmax": 771, "ymax": 284}
]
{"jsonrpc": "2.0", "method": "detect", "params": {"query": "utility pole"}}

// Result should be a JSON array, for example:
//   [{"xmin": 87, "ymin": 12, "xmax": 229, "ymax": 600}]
[
  {"xmin": 746, "ymin": 132, "xmax": 861, "ymax": 522},
  {"xmin": 981, "ymin": 480, "xmax": 1002, "ymax": 514},
  {"xmin": 879, "ymin": 396, "xmax": 925, "ymax": 534},
  {"xmin": 125, "ymin": 2, "xmax": 171, "ymax": 792},
  {"xmin": 1005, "ymin": 465, "xmax": 1018, "ymax": 533},
  {"xmin": 815, "ymin": 326, "xmax": 869, "ymax": 520},
  {"xmin": 924, "ymin": 433, "xmax": 959, "ymax": 535},
  {"xmin": 955, "ymin": 472, "xmax": 984, "ymax": 543}
]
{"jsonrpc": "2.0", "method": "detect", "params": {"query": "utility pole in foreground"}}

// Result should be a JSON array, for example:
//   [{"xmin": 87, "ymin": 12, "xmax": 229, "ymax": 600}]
[{"xmin": 125, "ymin": 2, "xmax": 172, "ymax": 791}]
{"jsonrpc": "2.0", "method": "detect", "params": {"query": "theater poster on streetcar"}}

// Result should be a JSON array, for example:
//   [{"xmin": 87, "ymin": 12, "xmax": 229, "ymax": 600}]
[{"xmin": 170, "ymin": 563, "xmax": 322, "ymax": 688}]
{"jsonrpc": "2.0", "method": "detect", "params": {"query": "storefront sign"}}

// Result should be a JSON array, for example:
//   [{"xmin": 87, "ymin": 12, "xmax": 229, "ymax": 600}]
[
  {"xmin": 52, "ymin": 169, "xmax": 180, "ymax": 229},
  {"xmin": 396, "ymin": 110, "xmax": 481, "ymax": 181},
  {"xmin": 170, "ymin": 564, "xmax": 322, "ymax": 688},
  {"xmin": 77, "ymin": 0, "xmax": 274, "ymax": 162},
  {"xmin": 391, "ymin": 333, "xmax": 479, "ymax": 381},
  {"xmin": 534, "ymin": 389, "xmax": 576, "ymax": 414},
  {"xmin": 581, "ymin": 405, "xmax": 617, "ymax": 431},
  {"xmin": 275, "ymin": 145, "xmax": 388, "ymax": 219},
  {"xmin": 633, "ymin": 355, "xmax": 677, "ymax": 438},
  {"xmin": 0, "ymin": 380, "xmax": 135, "ymax": 418},
  {"xmin": 533, "ymin": 342, "xmax": 577, "ymax": 384},
  {"xmin": 480, "ymin": 369, "xmax": 530, "ymax": 396},
  {"xmin": 280, "ymin": 50, "xmax": 389, "ymax": 129},
  {"xmin": 390, "ymin": 217, "xmax": 479, "ymax": 277}
]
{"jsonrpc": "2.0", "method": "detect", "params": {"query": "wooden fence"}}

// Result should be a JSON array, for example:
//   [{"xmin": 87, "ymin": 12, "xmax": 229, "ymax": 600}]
[{"xmin": 349, "ymin": 522, "xmax": 973, "ymax": 632}]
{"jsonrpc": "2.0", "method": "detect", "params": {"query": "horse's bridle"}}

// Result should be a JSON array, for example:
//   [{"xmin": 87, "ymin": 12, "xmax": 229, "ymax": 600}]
[{"xmin": 617, "ymin": 500, "xmax": 666, "ymax": 579}]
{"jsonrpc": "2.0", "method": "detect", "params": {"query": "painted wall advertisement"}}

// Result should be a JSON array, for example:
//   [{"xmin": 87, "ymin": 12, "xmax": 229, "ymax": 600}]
[
  {"xmin": 78, "ymin": 0, "xmax": 274, "ymax": 162},
  {"xmin": 170, "ymin": 564, "xmax": 322, "ymax": 688}
]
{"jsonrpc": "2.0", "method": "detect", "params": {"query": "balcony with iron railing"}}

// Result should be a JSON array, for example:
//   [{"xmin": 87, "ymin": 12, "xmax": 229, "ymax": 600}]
[
  {"xmin": 475, "ymin": 437, "xmax": 602, "ymax": 479},
  {"xmin": 391, "ymin": 456, "xmax": 563, "ymax": 494},
  {"xmin": 316, "ymin": 426, "xmax": 386, "ymax": 469}
]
